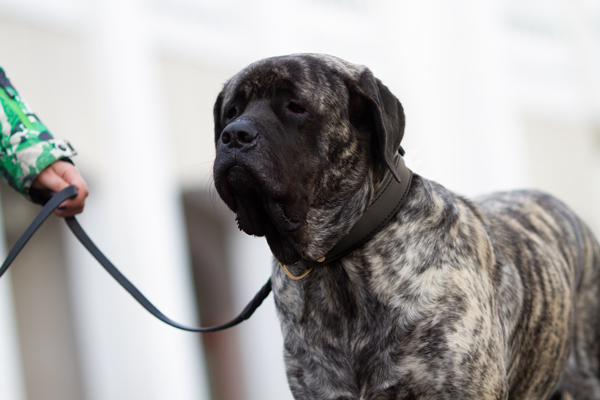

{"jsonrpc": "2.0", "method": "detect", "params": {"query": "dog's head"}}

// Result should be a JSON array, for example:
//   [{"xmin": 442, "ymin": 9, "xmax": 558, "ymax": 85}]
[{"xmin": 213, "ymin": 54, "xmax": 405, "ymax": 265}]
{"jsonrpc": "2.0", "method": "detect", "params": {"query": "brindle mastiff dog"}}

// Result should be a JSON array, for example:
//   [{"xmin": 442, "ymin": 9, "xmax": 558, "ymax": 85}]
[{"xmin": 213, "ymin": 54, "xmax": 600, "ymax": 399}]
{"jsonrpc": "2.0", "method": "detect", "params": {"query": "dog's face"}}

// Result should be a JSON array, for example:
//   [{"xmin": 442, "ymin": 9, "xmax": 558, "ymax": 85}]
[{"xmin": 213, "ymin": 54, "xmax": 405, "ymax": 264}]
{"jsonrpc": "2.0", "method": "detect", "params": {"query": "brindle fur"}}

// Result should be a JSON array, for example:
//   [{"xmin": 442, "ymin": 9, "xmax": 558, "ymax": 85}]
[{"xmin": 213, "ymin": 54, "xmax": 600, "ymax": 399}]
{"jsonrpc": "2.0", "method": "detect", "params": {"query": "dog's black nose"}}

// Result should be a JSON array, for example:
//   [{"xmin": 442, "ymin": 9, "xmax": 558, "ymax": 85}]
[{"xmin": 220, "ymin": 120, "xmax": 259, "ymax": 149}]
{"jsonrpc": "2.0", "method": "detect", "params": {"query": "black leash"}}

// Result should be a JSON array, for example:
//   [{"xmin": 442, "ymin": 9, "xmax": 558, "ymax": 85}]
[{"xmin": 0, "ymin": 185, "xmax": 272, "ymax": 333}]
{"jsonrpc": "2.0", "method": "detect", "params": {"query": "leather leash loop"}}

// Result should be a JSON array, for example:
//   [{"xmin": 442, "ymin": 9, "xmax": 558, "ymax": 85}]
[{"xmin": 1, "ymin": 185, "xmax": 272, "ymax": 333}]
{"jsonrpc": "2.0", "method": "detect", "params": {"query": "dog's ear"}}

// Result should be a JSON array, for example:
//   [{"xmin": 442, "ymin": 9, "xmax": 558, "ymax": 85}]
[
  {"xmin": 213, "ymin": 90, "xmax": 225, "ymax": 145},
  {"xmin": 347, "ymin": 69, "xmax": 405, "ymax": 182}
]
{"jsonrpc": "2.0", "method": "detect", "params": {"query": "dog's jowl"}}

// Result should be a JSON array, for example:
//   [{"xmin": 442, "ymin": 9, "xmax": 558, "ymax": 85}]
[{"xmin": 213, "ymin": 54, "xmax": 600, "ymax": 400}]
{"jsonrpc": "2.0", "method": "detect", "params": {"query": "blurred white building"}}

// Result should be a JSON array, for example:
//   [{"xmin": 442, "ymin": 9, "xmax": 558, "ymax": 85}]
[{"xmin": 0, "ymin": 0, "xmax": 598, "ymax": 399}]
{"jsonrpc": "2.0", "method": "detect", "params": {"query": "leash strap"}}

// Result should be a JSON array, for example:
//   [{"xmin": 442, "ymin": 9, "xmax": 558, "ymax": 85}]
[{"xmin": 0, "ymin": 185, "xmax": 272, "ymax": 333}]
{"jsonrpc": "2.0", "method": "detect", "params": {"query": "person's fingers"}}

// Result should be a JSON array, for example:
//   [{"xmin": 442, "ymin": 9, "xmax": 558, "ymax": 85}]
[
  {"xmin": 50, "ymin": 162, "xmax": 89, "ymax": 210},
  {"xmin": 51, "ymin": 163, "xmax": 88, "ymax": 216},
  {"xmin": 53, "ymin": 203, "xmax": 85, "ymax": 218},
  {"xmin": 31, "ymin": 161, "xmax": 89, "ymax": 216}
]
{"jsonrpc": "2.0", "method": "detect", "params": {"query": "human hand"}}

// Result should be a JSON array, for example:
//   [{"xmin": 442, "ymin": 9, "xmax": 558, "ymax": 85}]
[{"xmin": 31, "ymin": 160, "xmax": 89, "ymax": 217}]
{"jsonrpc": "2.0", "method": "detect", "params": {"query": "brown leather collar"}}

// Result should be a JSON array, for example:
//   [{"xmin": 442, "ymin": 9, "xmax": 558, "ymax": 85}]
[{"xmin": 280, "ymin": 156, "xmax": 413, "ymax": 279}]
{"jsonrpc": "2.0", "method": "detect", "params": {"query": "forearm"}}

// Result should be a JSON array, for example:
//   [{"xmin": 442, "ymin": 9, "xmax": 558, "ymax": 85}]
[{"xmin": 0, "ymin": 67, "xmax": 76, "ymax": 197}]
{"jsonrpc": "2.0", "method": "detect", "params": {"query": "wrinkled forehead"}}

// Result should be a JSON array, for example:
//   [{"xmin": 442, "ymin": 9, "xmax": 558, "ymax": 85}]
[{"xmin": 221, "ymin": 54, "xmax": 367, "ymax": 111}]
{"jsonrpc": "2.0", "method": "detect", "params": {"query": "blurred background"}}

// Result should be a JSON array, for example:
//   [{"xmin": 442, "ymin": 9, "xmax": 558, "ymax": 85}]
[{"xmin": 0, "ymin": 0, "xmax": 599, "ymax": 399}]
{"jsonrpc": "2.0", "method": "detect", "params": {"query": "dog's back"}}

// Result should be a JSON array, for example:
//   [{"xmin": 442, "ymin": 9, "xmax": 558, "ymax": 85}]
[{"xmin": 476, "ymin": 190, "xmax": 600, "ymax": 399}]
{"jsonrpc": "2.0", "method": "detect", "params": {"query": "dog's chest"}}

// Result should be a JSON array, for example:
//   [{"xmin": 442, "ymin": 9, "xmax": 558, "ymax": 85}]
[
  {"xmin": 273, "ymin": 263, "xmax": 409, "ymax": 397},
  {"xmin": 272, "ymin": 256, "xmax": 503, "ymax": 399}
]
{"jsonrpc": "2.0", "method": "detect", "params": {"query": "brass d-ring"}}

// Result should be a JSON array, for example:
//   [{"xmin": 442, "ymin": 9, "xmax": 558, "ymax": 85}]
[{"xmin": 279, "ymin": 263, "xmax": 313, "ymax": 280}]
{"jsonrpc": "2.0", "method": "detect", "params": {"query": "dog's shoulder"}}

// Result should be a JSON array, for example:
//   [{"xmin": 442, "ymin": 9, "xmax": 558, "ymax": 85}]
[
  {"xmin": 367, "ymin": 174, "xmax": 496, "ymax": 277},
  {"xmin": 394, "ymin": 174, "xmax": 488, "ymax": 242}
]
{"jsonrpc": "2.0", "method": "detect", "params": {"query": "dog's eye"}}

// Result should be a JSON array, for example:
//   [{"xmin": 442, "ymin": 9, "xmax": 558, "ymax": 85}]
[
  {"xmin": 286, "ymin": 102, "xmax": 306, "ymax": 115},
  {"xmin": 225, "ymin": 107, "xmax": 238, "ymax": 120}
]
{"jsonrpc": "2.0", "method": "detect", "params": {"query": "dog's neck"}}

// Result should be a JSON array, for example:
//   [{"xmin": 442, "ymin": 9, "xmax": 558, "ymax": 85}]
[{"xmin": 279, "ymin": 156, "xmax": 413, "ymax": 280}]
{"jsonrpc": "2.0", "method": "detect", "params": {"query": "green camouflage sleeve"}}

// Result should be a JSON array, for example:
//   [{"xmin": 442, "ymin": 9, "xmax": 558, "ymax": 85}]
[{"xmin": 0, "ymin": 67, "xmax": 76, "ymax": 199}]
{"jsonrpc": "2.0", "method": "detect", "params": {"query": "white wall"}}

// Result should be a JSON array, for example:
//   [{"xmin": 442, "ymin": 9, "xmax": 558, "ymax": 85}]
[
  {"xmin": 0, "ymin": 203, "xmax": 25, "ymax": 400},
  {"xmin": 0, "ymin": 1, "xmax": 210, "ymax": 399}
]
